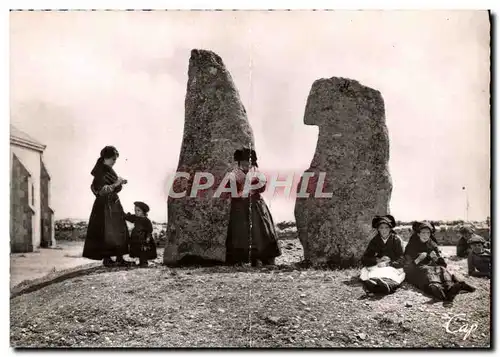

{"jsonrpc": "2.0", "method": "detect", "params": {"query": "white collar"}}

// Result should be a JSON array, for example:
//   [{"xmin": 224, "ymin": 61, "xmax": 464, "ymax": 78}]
[{"xmin": 380, "ymin": 235, "xmax": 390, "ymax": 243}]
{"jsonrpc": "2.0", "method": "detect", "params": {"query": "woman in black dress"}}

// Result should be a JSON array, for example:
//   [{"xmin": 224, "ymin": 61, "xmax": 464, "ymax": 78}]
[
  {"xmin": 225, "ymin": 148, "xmax": 281, "ymax": 266},
  {"xmin": 404, "ymin": 221, "xmax": 475, "ymax": 303},
  {"xmin": 83, "ymin": 146, "xmax": 131, "ymax": 267}
]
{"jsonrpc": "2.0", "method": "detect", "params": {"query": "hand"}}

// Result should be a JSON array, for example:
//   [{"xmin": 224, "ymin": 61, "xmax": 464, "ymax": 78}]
[
  {"xmin": 414, "ymin": 252, "xmax": 427, "ymax": 264},
  {"xmin": 376, "ymin": 256, "xmax": 390, "ymax": 264},
  {"xmin": 429, "ymin": 251, "xmax": 438, "ymax": 260},
  {"xmin": 377, "ymin": 261, "xmax": 388, "ymax": 268}
]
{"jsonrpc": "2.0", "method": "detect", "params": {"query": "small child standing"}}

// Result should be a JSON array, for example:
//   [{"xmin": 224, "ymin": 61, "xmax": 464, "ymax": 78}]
[{"xmin": 125, "ymin": 201, "xmax": 157, "ymax": 267}]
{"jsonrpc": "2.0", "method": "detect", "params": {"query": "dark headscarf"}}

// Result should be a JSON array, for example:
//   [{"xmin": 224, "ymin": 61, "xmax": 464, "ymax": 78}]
[
  {"xmin": 91, "ymin": 146, "xmax": 119, "ymax": 177},
  {"xmin": 413, "ymin": 221, "xmax": 436, "ymax": 234},
  {"xmin": 372, "ymin": 215, "xmax": 396, "ymax": 229},
  {"xmin": 234, "ymin": 147, "xmax": 258, "ymax": 167},
  {"xmin": 90, "ymin": 146, "xmax": 120, "ymax": 195},
  {"xmin": 459, "ymin": 224, "xmax": 475, "ymax": 236},
  {"xmin": 404, "ymin": 221, "xmax": 441, "ymax": 261}
]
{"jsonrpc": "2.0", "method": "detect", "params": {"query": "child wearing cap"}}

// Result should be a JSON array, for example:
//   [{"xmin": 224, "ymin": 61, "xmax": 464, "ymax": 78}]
[
  {"xmin": 456, "ymin": 225, "xmax": 475, "ymax": 258},
  {"xmin": 467, "ymin": 235, "xmax": 491, "ymax": 278},
  {"xmin": 125, "ymin": 201, "xmax": 157, "ymax": 267}
]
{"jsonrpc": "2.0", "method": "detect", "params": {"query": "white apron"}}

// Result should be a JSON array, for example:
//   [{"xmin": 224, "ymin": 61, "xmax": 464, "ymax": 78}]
[{"xmin": 360, "ymin": 265, "xmax": 405, "ymax": 284}]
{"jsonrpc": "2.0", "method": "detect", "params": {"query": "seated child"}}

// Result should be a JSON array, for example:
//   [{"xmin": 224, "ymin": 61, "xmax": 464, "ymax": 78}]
[
  {"xmin": 125, "ymin": 201, "xmax": 157, "ymax": 267},
  {"xmin": 456, "ymin": 225, "xmax": 480, "ymax": 258},
  {"xmin": 467, "ymin": 235, "xmax": 491, "ymax": 278},
  {"xmin": 359, "ymin": 215, "xmax": 406, "ymax": 295}
]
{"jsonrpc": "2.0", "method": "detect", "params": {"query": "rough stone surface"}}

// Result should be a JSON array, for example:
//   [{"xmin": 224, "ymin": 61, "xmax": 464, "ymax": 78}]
[
  {"xmin": 40, "ymin": 159, "xmax": 54, "ymax": 248},
  {"xmin": 163, "ymin": 49, "xmax": 254, "ymax": 265},
  {"xmin": 294, "ymin": 77, "xmax": 392, "ymax": 267}
]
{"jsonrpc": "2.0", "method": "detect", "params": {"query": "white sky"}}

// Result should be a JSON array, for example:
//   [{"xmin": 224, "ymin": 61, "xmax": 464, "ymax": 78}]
[{"xmin": 9, "ymin": 10, "xmax": 490, "ymax": 223}]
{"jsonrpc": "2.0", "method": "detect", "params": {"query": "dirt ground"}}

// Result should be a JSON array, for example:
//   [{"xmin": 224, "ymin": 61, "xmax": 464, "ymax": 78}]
[
  {"xmin": 10, "ymin": 240, "xmax": 490, "ymax": 348},
  {"xmin": 10, "ymin": 238, "xmax": 305, "ymax": 289},
  {"xmin": 6, "ymin": 239, "xmax": 451, "ymax": 289}
]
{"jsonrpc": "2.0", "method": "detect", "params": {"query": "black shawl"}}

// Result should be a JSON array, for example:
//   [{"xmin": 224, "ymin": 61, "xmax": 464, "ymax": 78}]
[
  {"xmin": 404, "ymin": 233, "xmax": 446, "ymax": 267},
  {"xmin": 90, "ymin": 158, "xmax": 121, "ymax": 196},
  {"xmin": 361, "ymin": 232, "xmax": 404, "ymax": 268}
]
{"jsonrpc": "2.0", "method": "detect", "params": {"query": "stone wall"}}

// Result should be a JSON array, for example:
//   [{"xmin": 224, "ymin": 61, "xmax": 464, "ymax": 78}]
[
  {"xmin": 277, "ymin": 226, "xmax": 490, "ymax": 247},
  {"xmin": 11, "ymin": 154, "xmax": 34, "ymax": 253},
  {"xmin": 394, "ymin": 226, "xmax": 491, "ymax": 245},
  {"xmin": 40, "ymin": 159, "xmax": 54, "ymax": 248},
  {"xmin": 10, "ymin": 145, "xmax": 41, "ymax": 248}
]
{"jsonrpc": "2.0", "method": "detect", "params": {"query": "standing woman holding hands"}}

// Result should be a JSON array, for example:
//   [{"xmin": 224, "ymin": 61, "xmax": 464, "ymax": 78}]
[{"xmin": 83, "ymin": 146, "xmax": 131, "ymax": 267}]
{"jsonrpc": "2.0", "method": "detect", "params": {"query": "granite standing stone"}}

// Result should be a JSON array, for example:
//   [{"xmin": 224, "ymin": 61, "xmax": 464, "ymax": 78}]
[
  {"xmin": 294, "ymin": 77, "xmax": 392, "ymax": 267},
  {"xmin": 163, "ymin": 49, "xmax": 254, "ymax": 265}
]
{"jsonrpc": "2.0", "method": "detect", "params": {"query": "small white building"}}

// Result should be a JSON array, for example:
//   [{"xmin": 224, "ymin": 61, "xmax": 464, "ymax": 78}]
[{"xmin": 10, "ymin": 124, "xmax": 55, "ymax": 252}]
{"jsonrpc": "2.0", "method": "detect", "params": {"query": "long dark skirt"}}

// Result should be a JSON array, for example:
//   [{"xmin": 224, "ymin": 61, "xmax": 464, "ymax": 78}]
[
  {"xmin": 405, "ymin": 263, "xmax": 455, "ymax": 294},
  {"xmin": 83, "ymin": 193, "xmax": 130, "ymax": 260},
  {"xmin": 226, "ymin": 195, "xmax": 281, "ymax": 264}
]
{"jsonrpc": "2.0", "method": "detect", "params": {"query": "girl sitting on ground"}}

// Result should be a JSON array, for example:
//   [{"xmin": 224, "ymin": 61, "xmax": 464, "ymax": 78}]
[
  {"xmin": 404, "ymin": 221, "xmax": 475, "ymax": 304},
  {"xmin": 359, "ymin": 215, "xmax": 406, "ymax": 295}
]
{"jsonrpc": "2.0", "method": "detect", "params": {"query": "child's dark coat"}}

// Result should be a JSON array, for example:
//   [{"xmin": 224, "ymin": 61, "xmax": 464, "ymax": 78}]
[{"xmin": 125, "ymin": 213, "xmax": 157, "ymax": 260}]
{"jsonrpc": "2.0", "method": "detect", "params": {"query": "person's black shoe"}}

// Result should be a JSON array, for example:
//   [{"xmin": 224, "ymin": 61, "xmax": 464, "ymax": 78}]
[
  {"xmin": 446, "ymin": 283, "xmax": 463, "ymax": 302},
  {"xmin": 363, "ymin": 279, "xmax": 379, "ymax": 293},
  {"xmin": 261, "ymin": 258, "xmax": 276, "ymax": 266},
  {"xmin": 103, "ymin": 257, "xmax": 115, "ymax": 267},
  {"xmin": 429, "ymin": 283, "xmax": 446, "ymax": 300},
  {"xmin": 116, "ymin": 257, "xmax": 133, "ymax": 267},
  {"xmin": 138, "ymin": 260, "xmax": 148, "ymax": 267},
  {"xmin": 373, "ymin": 278, "xmax": 391, "ymax": 294},
  {"xmin": 460, "ymin": 281, "xmax": 476, "ymax": 292}
]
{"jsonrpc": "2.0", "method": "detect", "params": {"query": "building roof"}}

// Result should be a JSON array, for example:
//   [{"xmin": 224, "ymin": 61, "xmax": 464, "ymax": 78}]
[{"xmin": 10, "ymin": 125, "xmax": 46, "ymax": 152}]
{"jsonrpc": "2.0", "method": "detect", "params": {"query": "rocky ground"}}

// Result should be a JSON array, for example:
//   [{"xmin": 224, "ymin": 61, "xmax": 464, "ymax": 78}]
[{"xmin": 10, "ymin": 240, "xmax": 490, "ymax": 348}]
